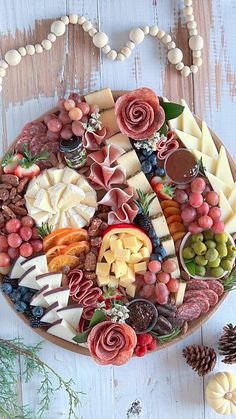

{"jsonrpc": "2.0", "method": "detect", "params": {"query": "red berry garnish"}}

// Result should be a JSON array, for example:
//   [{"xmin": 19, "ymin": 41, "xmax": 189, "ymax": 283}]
[
  {"xmin": 137, "ymin": 333, "xmax": 153, "ymax": 346},
  {"xmin": 147, "ymin": 338, "xmax": 157, "ymax": 352},
  {"xmin": 134, "ymin": 345, "xmax": 148, "ymax": 357}
]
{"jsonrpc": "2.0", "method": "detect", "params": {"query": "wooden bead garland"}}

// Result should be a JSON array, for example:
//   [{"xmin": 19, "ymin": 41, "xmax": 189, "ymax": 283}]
[{"xmin": 0, "ymin": 0, "xmax": 204, "ymax": 91}]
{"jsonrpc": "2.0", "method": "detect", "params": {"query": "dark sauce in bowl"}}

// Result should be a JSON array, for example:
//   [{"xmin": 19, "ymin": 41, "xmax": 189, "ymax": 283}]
[{"xmin": 165, "ymin": 148, "xmax": 199, "ymax": 184}]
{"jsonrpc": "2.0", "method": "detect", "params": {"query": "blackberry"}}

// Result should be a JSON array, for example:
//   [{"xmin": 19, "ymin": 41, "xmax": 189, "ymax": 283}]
[
  {"xmin": 134, "ymin": 213, "xmax": 153, "ymax": 232},
  {"xmin": 30, "ymin": 318, "xmax": 47, "ymax": 328},
  {"xmin": 134, "ymin": 189, "xmax": 156, "ymax": 232}
]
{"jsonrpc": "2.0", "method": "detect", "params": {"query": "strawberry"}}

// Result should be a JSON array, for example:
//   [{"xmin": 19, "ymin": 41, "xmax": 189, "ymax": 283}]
[
  {"xmin": 14, "ymin": 145, "xmax": 49, "ymax": 179},
  {"xmin": 14, "ymin": 163, "xmax": 41, "ymax": 179},
  {"xmin": 154, "ymin": 183, "xmax": 174, "ymax": 200},
  {"xmin": 2, "ymin": 151, "xmax": 23, "ymax": 174}
]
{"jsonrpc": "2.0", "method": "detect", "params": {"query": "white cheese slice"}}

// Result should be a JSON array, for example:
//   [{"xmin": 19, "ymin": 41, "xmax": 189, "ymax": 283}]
[
  {"xmin": 47, "ymin": 168, "xmax": 64, "ymax": 184},
  {"xmin": 30, "ymin": 285, "xmax": 49, "ymax": 308},
  {"xmin": 62, "ymin": 167, "xmax": 81, "ymax": 184},
  {"xmin": 192, "ymin": 150, "xmax": 217, "ymax": 174},
  {"xmin": 18, "ymin": 266, "xmax": 41, "ymax": 289},
  {"xmin": 32, "ymin": 211, "xmax": 49, "ymax": 225},
  {"xmin": 44, "ymin": 287, "xmax": 70, "ymax": 307},
  {"xmin": 25, "ymin": 196, "xmax": 41, "ymax": 215},
  {"xmin": 77, "ymin": 176, "xmax": 94, "ymax": 192},
  {"xmin": 181, "ymin": 99, "xmax": 202, "ymax": 139},
  {"xmin": 41, "ymin": 302, "xmax": 60, "ymax": 323},
  {"xmin": 216, "ymin": 146, "xmax": 234, "ymax": 188},
  {"xmin": 26, "ymin": 177, "xmax": 38, "ymax": 198},
  {"xmin": 228, "ymin": 183, "xmax": 236, "ymax": 208},
  {"xmin": 80, "ymin": 191, "xmax": 97, "ymax": 207},
  {"xmin": 48, "ymin": 183, "xmax": 66, "ymax": 210},
  {"xmin": 116, "ymin": 150, "xmax": 141, "ymax": 178},
  {"xmin": 57, "ymin": 305, "xmax": 83, "ymax": 329},
  {"xmin": 85, "ymin": 88, "xmax": 115, "ymax": 110},
  {"xmin": 161, "ymin": 237, "xmax": 176, "ymax": 256},
  {"xmin": 48, "ymin": 211, "xmax": 61, "ymax": 229},
  {"xmin": 100, "ymin": 108, "xmax": 120, "ymax": 136},
  {"xmin": 149, "ymin": 197, "xmax": 162, "ymax": 217},
  {"xmin": 10, "ymin": 256, "xmax": 26, "ymax": 279},
  {"xmin": 164, "ymin": 97, "xmax": 183, "ymax": 131},
  {"xmin": 206, "ymin": 171, "xmax": 232, "ymax": 198},
  {"xmin": 34, "ymin": 189, "xmax": 54, "ymax": 213},
  {"xmin": 219, "ymin": 191, "xmax": 234, "ymax": 222},
  {"xmin": 67, "ymin": 209, "xmax": 87, "ymax": 228},
  {"xmin": 37, "ymin": 171, "xmax": 51, "ymax": 189},
  {"xmin": 58, "ymin": 212, "xmax": 70, "ymax": 228},
  {"xmin": 175, "ymin": 129, "xmax": 200, "ymax": 151},
  {"xmin": 127, "ymin": 171, "xmax": 152, "ymax": 194},
  {"xmin": 201, "ymin": 121, "xmax": 218, "ymax": 159},
  {"xmin": 105, "ymin": 133, "xmax": 132, "ymax": 151},
  {"xmin": 225, "ymin": 212, "xmax": 236, "ymax": 234},
  {"xmin": 36, "ymin": 272, "xmax": 62, "ymax": 289},
  {"xmin": 75, "ymin": 203, "xmax": 95, "ymax": 222},
  {"xmin": 47, "ymin": 319, "xmax": 77, "ymax": 344},
  {"xmin": 58, "ymin": 184, "xmax": 85, "ymax": 211},
  {"xmin": 151, "ymin": 215, "xmax": 170, "ymax": 238},
  {"xmin": 21, "ymin": 254, "xmax": 48, "ymax": 274}
]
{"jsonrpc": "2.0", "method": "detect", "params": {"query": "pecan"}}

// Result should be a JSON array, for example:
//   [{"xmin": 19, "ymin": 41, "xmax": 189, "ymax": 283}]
[
  {"xmin": 0, "ymin": 189, "xmax": 10, "ymax": 201},
  {"xmin": 96, "ymin": 212, "xmax": 109, "ymax": 222},
  {"xmin": 12, "ymin": 195, "xmax": 22, "ymax": 204},
  {"xmin": 2, "ymin": 205, "xmax": 17, "ymax": 219},
  {"xmin": 100, "ymin": 222, "xmax": 108, "ymax": 232},
  {"xmin": 90, "ymin": 237, "xmax": 102, "ymax": 247},
  {"xmin": 84, "ymin": 271, "xmax": 97, "ymax": 281},
  {"xmin": 1, "ymin": 174, "xmax": 19, "ymax": 187},
  {"xmin": 84, "ymin": 251, "xmax": 97, "ymax": 271},
  {"xmin": 8, "ymin": 204, "xmax": 27, "ymax": 215},
  {"xmin": 90, "ymin": 246, "xmax": 99, "ymax": 256},
  {"xmin": 17, "ymin": 177, "xmax": 29, "ymax": 193},
  {"xmin": 88, "ymin": 218, "xmax": 102, "ymax": 236},
  {"xmin": 3, "ymin": 199, "xmax": 11, "ymax": 206},
  {"xmin": 49, "ymin": 153, "xmax": 59, "ymax": 167},
  {"xmin": 0, "ymin": 212, "xmax": 5, "ymax": 228},
  {"xmin": 15, "ymin": 198, "xmax": 25, "ymax": 207},
  {"xmin": 0, "ymin": 183, "xmax": 12, "ymax": 189},
  {"xmin": 10, "ymin": 188, "xmax": 17, "ymax": 199}
]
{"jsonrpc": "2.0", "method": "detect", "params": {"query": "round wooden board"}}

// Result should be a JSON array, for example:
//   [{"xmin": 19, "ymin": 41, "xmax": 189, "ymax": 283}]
[{"xmin": 1, "ymin": 90, "xmax": 235, "ymax": 357}]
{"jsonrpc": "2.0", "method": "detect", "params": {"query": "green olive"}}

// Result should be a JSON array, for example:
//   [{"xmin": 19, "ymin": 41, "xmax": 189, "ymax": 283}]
[
  {"xmin": 195, "ymin": 265, "xmax": 206, "ymax": 277},
  {"xmin": 191, "ymin": 233, "xmax": 204, "ymax": 243},
  {"xmin": 208, "ymin": 257, "xmax": 221, "ymax": 268},
  {"xmin": 216, "ymin": 244, "xmax": 228, "ymax": 258},
  {"xmin": 214, "ymin": 232, "xmax": 228, "ymax": 243},
  {"xmin": 203, "ymin": 230, "xmax": 214, "ymax": 240},
  {"xmin": 205, "ymin": 240, "xmax": 216, "ymax": 249},
  {"xmin": 221, "ymin": 259, "xmax": 233, "ymax": 271},
  {"xmin": 205, "ymin": 248, "xmax": 219, "ymax": 262},
  {"xmin": 195, "ymin": 255, "xmax": 208, "ymax": 266},
  {"xmin": 183, "ymin": 247, "xmax": 195, "ymax": 260},
  {"xmin": 193, "ymin": 242, "xmax": 207, "ymax": 256},
  {"xmin": 211, "ymin": 266, "xmax": 224, "ymax": 278}
]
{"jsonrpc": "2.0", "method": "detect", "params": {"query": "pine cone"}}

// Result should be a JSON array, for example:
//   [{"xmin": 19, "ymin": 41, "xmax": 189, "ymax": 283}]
[
  {"xmin": 219, "ymin": 323, "xmax": 236, "ymax": 364},
  {"xmin": 183, "ymin": 344, "xmax": 217, "ymax": 376}
]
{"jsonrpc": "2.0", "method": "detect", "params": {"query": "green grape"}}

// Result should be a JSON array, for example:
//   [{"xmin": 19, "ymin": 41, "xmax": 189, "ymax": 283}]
[
  {"xmin": 195, "ymin": 265, "xmax": 206, "ymax": 277},
  {"xmin": 191, "ymin": 233, "xmax": 204, "ymax": 243},
  {"xmin": 183, "ymin": 247, "xmax": 195, "ymax": 260},
  {"xmin": 205, "ymin": 248, "xmax": 219, "ymax": 262},
  {"xmin": 214, "ymin": 232, "xmax": 228, "ymax": 243},
  {"xmin": 195, "ymin": 255, "xmax": 208, "ymax": 266},
  {"xmin": 193, "ymin": 242, "xmax": 207, "ymax": 256},
  {"xmin": 208, "ymin": 257, "xmax": 221, "ymax": 268},
  {"xmin": 205, "ymin": 240, "xmax": 216, "ymax": 249},
  {"xmin": 216, "ymin": 244, "xmax": 228, "ymax": 258},
  {"xmin": 203, "ymin": 230, "xmax": 214, "ymax": 240},
  {"xmin": 221, "ymin": 259, "xmax": 233, "ymax": 271},
  {"xmin": 211, "ymin": 266, "xmax": 224, "ymax": 278}
]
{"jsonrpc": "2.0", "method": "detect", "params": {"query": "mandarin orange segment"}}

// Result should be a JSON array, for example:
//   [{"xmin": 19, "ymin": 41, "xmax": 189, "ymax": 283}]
[
  {"xmin": 48, "ymin": 255, "xmax": 80, "ymax": 272},
  {"xmin": 43, "ymin": 228, "xmax": 72, "ymax": 252},
  {"xmin": 160, "ymin": 200, "xmax": 180, "ymax": 210},
  {"xmin": 172, "ymin": 231, "xmax": 186, "ymax": 242},
  {"xmin": 169, "ymin": 222, "xmax": 185, "ymax": 235},
  {"xmin": 163, "ymin": 207, "xmax": 180, "ymax": 217},
  {"xmin": 63, "ymin": 241, "xmax": 90, "ymax": 256},
  {"xmin": 55, "ymin": 229, "xmax": 89, "ymax": 245},
  {"xmin": 166, "ymin": 214, "xmax": 182, "ymax": 225}
]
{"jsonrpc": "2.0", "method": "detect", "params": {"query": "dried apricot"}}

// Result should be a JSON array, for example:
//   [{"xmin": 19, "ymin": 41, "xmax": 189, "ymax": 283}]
[
  {"xmin": 163, "ymin": 207, "xmax": 180, "ymax": 217},
  {"xmin": 161, "ymin": 200, "xmax": 180, "ymax": 210},
  {"xmin": 169, "ymin": 222, "xmax": 185, "ymax": 234}
]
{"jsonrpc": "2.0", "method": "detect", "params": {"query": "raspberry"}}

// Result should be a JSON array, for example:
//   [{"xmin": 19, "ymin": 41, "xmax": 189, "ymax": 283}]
[
  {"xmin": 147, "ymin": 338, "xmax": 157, "ymax": 352},
  {"xmin": 137, "ymin": 333, "xmax": 153, "ymax": 346},
  {"xmin": 134, "ymin": 345, "xmax": 147, "ymax": 357}
]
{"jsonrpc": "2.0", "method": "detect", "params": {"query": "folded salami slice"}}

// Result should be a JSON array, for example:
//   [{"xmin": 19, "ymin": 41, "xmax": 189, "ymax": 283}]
[
  {"xmin": 205, "ymin": 280, "xmax": 224, "ymax": 296},
  {"xmin": 83, "ymin": 127, "xmax": 109, "ymax": 150},
  {"xmin": 108, "ymin": 202, "xmax": 139, "ymax": 225},
  {"xmin": 186, "ymin": 280, "xmax": 209, "ymax": 291},
  {"xmin": 98, "ymin": 187, "xmax": 135, "ymax": 208}
]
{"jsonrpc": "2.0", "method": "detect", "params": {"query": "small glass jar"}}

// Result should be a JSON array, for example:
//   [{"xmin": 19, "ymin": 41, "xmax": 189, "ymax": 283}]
[{"xmin": 59, "ymin": 137, "xmax": 87, "ymax": 169}]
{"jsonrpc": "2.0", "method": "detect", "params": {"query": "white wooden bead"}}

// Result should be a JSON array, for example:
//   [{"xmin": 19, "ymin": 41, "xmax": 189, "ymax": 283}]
[
  {"xmin": 126, "ymin": 41, "xmax": 135, "ymax": 50},
  {"xmin": 176, "ymin": 62, "xmax": 184, "ymax": 71},
  {"xmin": 184, "ymin": 0, "xmax": 192, "ymax": 5},
  {"xmin": 5, "ymin": 49, "xmax": 22, "ymax": 66},
  {"xmin": 167, "ymin": 48, "xmax": 183, "ymax": 65},
  {"xmin": 189, "ymin": 35, "xmax": 204, "ymax": 50},
  {"xmin": 190, "ymin": 65, "xmax": 198, "ymax": 74},
  {"xmin": 47, "ymin": 33, "xmax": 56, "ymax": 43},
  {"xmin": 187, "ymin": 21, "xmax": 197, "ymax": 30},
  {"xmin": 157, "ymin": 30, "xmax": 165, "ymax": 40},
  {"xmin": 0, "ymin": 77, "xmax": 3, "ymax": 84},
  {"xmin": 0, "ymin": 68, "xmax": 6, "ymax": 77},
  {"xmin": 51, "ymin": 20, "xmax": 66, "ymax": 36},
  {"xmin": 82, "ymin": 21, "xmax": 93, "ymax": 32},
  {"xmin": 121, "ymin": 47, "xmax": 132, "ymax": 58},
  {"xmin": 69, "ymin": 14, "xmax": 78, "ymax": 24},
  {"xmin": 26, "ymin": 45, "xmax": 35, "ymax": 55},
  {"xmin": 107, "ymin": 50, "xmax": 117, "ymax": 61},
  {"xmin": 18, "ymin": 47, "xmax": 26, "ymax": 57},
  {"xmin": 61, "ymin": 15, "xmax": 69, "ymax": 25},
  {"xmin": 78, "ymin": 16, "xmax": 86, "ymax": 25},
  {"xmin": 102, "ymin": 45, "xmax": 111, "ymax": 54},
  {"xmin": 167, "ymin": 41, "xmax": 176, "ymax": 50},
  {"xmin": 0, "ymin": 86, "xmax": 2, "ymax": 93},
  {"xmin": 183, "ymin": 6, "xmax": 193, "ymax": 16},
  {"xmin": 117, "ymin": 52, "xmax": 125, "ymax": 61},
  {"xmin": 193, "ymin": 50, "xmax": 201, "ymax": 57},
  {"xmin": 41, "ymin": 39, "xmax": 52, "ymax": 50},
  {"xmin": 129, "ymin": 28, "xmax": 145, "ymax": 44},
  {"xmin": 193, "ymin": 57, "xmax": 203, "ymax": 67},
  {"xmin": 149, "ymin": 25, "xmax": 159, "ymax": 37},
  {"xmin": 189, "ymin": 29, "xmax": 198, "ymax": 36},
  {"xmin": 162, "ymin": 34, "xmax": 172, "ymax": 44},
  {"xmin": 142, "ymin": 25, "xmax": 149, "ymax": 35},
  {"xmin": 186, "ymin": 15, "xmax": 194, "ymax": 22},
  {"xmin": 89, "ymin": 28, "xmax": 97, "ymax": 37},
  {"xmin": 35, "ymin": 44, "xmax": 43, "ymax": 53},
  {"xmin": 93, "ymin": 32, "xmax": 108, "ymax": 48},
  {"xmin": 0, "ymin": 60, "xmax": 8, "ymax": 69},
  {"xmin": 181, "ymin": 66, "xmax": 191, "ymax": 77}
]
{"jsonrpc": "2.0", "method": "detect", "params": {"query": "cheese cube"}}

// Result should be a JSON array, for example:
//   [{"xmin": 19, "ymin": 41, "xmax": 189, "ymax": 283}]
[
  {"xmin": 119, "ymin": 267, "xmax": 135, "ymax": 285},
  {"xmin": 104, "ymin": 250, "xmax": 115, "ymax": 265},
  {"xmin": 100, "ymin": 108, "xmax": 120, "ymax": 136},
  {"xmin": 161, "ymin": 238, "xmax": 175, "ymax": 256},
  {"xmin": 85, "ymin": 88, "xmax": 115, "ymax": 110},
  {"xmin": 96, "ymin": 263, "xmax": 110, "ymax": 277},
  {"xmin": 105, "ymin": 133, "xmax": 132, "ymax": 151},
  {"xmin": 108, "ymin": 275, "xmax": 119, "ymax": 287},
  {"xmin": 96, "ymin": 275, "xmax": 110, "ymax": 286},
  {"xmin": 129, "ymin": 252, "xmax": 143, "ymax": 264},
  {"xmin": 114, "ymin": 248, "xmax": 131, "ymax": 262},
  {"xmin": 126, "ymin": 283, "xmax": 136, "ymax": 298},
  {"xmin": 134, "ymin": 262, "xmax": 147, "ymax": 274},
  {"xmin": 114, "ymin": 261, "xmax": 127, "ymax": 278},
  {"xmin": 110, "ymin": 238, "xmax": 123, "ymax": 253},
  {"xmin": 110, "ymin": 234, "xmax": 118, "ymax": 242},
  {"xmin": 116, "ymin": 150, "xmax": 141, "ymax": 178},
  {"xmin": 140, "ymin": 247, "xmax": 150, "ymax": 259},
  {"xmin": 123, "ymin": 236, "xmax": 140, "ymax": 253},
  {"xmin": 151, "ymin": 215, "xmax": 170, "ymax": 238},
  {"xmin": 127, "ymin": 171, "xmax": 152, "ymax": 194},
  {"xmin": 118, "ymin": 232, "xmax": 130, "ymax": 240}
]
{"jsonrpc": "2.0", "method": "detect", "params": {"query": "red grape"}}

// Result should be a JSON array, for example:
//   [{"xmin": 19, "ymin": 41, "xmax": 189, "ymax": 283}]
[
  {"xmin": 57, "ymin": 98, "xmax": 65, "ymax": 110},
  {"xmin": 143, "ymin": 271, "xmax": 156, "ymax": 284},
  {"xmin": 181, "ymin": 207, "xmax": 196, "ymax": 224},
  {"xmin": 80, "ymin": 115, "xmax": 88, "ymax": 124},
  {"xmin": 174, "ymin": 189, "xmax": 188, "ymax": 204},
  {"xmin": 60, "ymin": 126, "xmax": 73, "ymax": 140},
  {"xmin": 47, "ymin": 118, "xmax": 62, "ymax": 133},
  {"xmin": 69, "ymin": 107, "xmax": 83, "ymax": 121},
  {"xmin": 155, "ymin": 282, "xmax": 169, "ymax": 304},
  {"xmin": 68, "ymin": 93, "xmax": 81, "ymax": 105},
  {"xmin": 212, "ymin": 219, "xmax": 225, "ymax": 233},
  {"xmin": 167, "ymin": 278, "xmax": 179, "ymax": 293},
  {"xmin": 162, "ymin": 259, "xmax": 177, "ymax": 274},
  {"xmin": 188, "ymin": 222, "xmax": 203, "ymax": 234},
  {"xmin": 20, "ymin": 226, "xmax": 32, "ymax": 241},
  {"xmin": 21, "ymin": 216, "xmax": 34, "ymax": 227},
  {"xmin": 6, "ymin": 219, "xmax": 21, "ymax": 233},
  {"xmin": 89, "ymin": 104, "xmax": 99, "ymax": 114},
  {"xmin": 7, "ymin": 233, "xmax": 22, "ymax": 248},
  {"xmin": 197, "ymin": 202, "xmax": 209, "ymax": 216},
  {"xmin": 191, "ymin": 177, "xmax": 206, "ymax": 193},
  {"xmin": 205, "ymin": 191, "xmax": 219, "ymax": 206},
  {"xmin": 20, "ymin": 243, "xmax": 33, "ymax": 257},
  {"xmin": 8, "ymin": 247, "xmax": 19, "ymax": 259},
  {"xmin": 44, "ymin": 113, "xmax": 56, "ymax": 125},
  {"xmin": 31, "ymin": 239, "xmax": 43, "ymax": 253},
  {"xmin": 64, "ymin": 99, "xmax": 76, "ymax": 111},
  {"xmin": 72, "ymin": 121, "xmax": 85, "ymax": 136},
  {"xmin": 148, "ymin": 260, "xmax": 162, "ymax": 273},
  {"xmin": 0, "ymin": 252, "xmax": 10, "ymax": 267},
  {"xmin": 208, "ymin": 206, "xmax": 221, "ymax": 220},
  {"xmin": 32, "ymin": 227, "xmax": 40, "ymax": 239},
  {"xmin": 198, "ymin": 215, "xmax": 213, "ymax": 229},
  {"xmin": 77, "ymin": 102, "xmax": 90, "ymax": 115},
  {"xmin": 46, "ymin": 131, "xmax": 60, "ymax": 141},
  {"xmin": 58, "ymin": 111, "xmax": 71, "ymax": 125},
  {"xmin": 139, "ymin": 284, "xmax": 155, "ymax": 298},
  {"xmin": 202, "ymin": 184, "xmax": 211, "ymax": 196},
  {"xmin": 156, "ymin": 272, "xmax": 170, "ymax": 284},
  {"xmin": 0, "ymin": 235, "xmax": 8, "ymax": 252},
  {"xmin": 189, "ymin": 192, "xmax": 203, "ymax": 208}
]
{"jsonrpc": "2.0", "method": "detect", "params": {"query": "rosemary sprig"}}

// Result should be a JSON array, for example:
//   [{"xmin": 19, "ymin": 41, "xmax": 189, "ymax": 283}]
[
  {"xmin": 222, "ymin": 268, "xmax": 236, "ymax": 292},
  {"xmin": 134, "ymin": 189, "xmax": 156, "ymax": 216},
  {"xmin": 0, "ymin": 338, "xmax": 83, "ymax": 418},
  {"xmin": 37, "ymin": 222, "xmax": 53, "ymax": 239},
  {"xmin": 150, "ymin": 327, "xmax": 181, "ymax": 344}
]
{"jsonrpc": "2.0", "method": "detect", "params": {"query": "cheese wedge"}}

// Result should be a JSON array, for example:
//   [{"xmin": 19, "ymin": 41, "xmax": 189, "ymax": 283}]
[
  {"xmin": 62, "ymin": 167, "xmax": 81, "ymax": 184},
  {"xmin": 149, "ymin": 197, "xmax": 162, "ymax": 217},
  {"xmin": 32, "ymin": 211, "xmax": 49, "ymax": 225},
  {"xmin": 48, "ymin": 183, "xmax": 66, "ymax": 210},
  {"xmin": 116, "ymin": 150, "xmax": 141, "ymax": 178},
  {"xmin": 26, "ymin": 177, "xmax": 39, "ymax": 198},
  {"xmin": 67, "ymin": 209, "xmax": 86, "ymax": 228},
  {"xmin": 25, "ymin": 196, "xmax": 41, "ymax": 215},
  {"xmin": 181, "ymin": 99, "xmax": 202, "ymax": 139},
  {"xmin": 192, "ymin": 150, "xmax": 217, "ymax": 174},
  {"xmin": 44, "ymin": 287, "xmax": 70, "ymax": 307},
  {"xmin": 58, "ymin": 184, "xmax": 85, "ymax": 211},
  {"xmin": 47, "ymin": 168, "xmax": 64, "ymax": 184},
  {"xmin": 85, "ymin": 88, "xmax": 115, "ymax": 110},
  {"xmin": 228, "ymin": 183, "xmax": 236, "ymax": 208},
  {"xmin": 10, "ymin": 256, "xmax": 26, "ymax": 279},
  {"xmin": 175, "ymin": 129, "xmax": 200, "ymax": 151},
  {"xmin": 105, "ymin": 133, "xmax": 132, "ymax": 151},
  {"xmin": 201, "ymin": 121, "xmax": 218, "ymax": 159},
  {"xmin": 206, "ymin": 171, "xmax": 232, "ymax": 198},
  {"xmin": 18, "ymin": 266, "xmax": 41, "ymax": 290},
  {"xmin": 100, "ymin": 108, "xmax": 120, "ymax": 136},
  {"xmin": 36, "ymin": 272, "xmax": 62, "ymax": 289},
  {"xmin": 216, "ymin": 146, "xmax": 234, "ymax": 188},
  {"xmin": 75, "ymin": 203, "xmax": 95, "ymax": 223},
  {"xmin": 225, "ymin": 213, "xmax": 236, "ymax": 234},
  {"xmin": 164, "ymin": 97, "xmax": 183, "ymax": 131},
  {"xmin": 47, "ymin": 319, "xmax": 77, "ymax": 344},
  {"xmin": 37, "ymin": 171, "xmax": 51, "ymax": 189},
  {"xmin": 30, "ymin": 285, "xmax": 49, "ymax": 308},
  {"xmin": 151, "ymin": 215, "xmax": 170, "ymax": 238},
  {"xmin": 126, "ymin": 283, "xmax": 136, "ymax": 298},
  {"xmin": 219, "ymin": 191, "xmax": 234, "ymax": 222},
  {"xmin": 127, "ymin": 171, "xmax": 152, "ymax": 194},
  {"xmin": 41, "ymin": 302, "xmax": 60, "ymax": 324},
  {"xmin": 134, "ymin": 261, "xmax": 147, "ymax": 274},
  {"xmin": 58, "ymin": 212, "xmax": 70, "ymax": 228},
  {"xmin": 96, "ymin": 275, "xmax": 110, "ymax": 286},
  {"xmin": 80, "ymin": 191, "xmax": 97, "ymax": 207},
  {"xmin": 57, "ymin": 305, "xmax": 83, "ymax": 329},
  {"xmin": 34, "ymin": 189, "xmax": 54, "ymax": 213}
]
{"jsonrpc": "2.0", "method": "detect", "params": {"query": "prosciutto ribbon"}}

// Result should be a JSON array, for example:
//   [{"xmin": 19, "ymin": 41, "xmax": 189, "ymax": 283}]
[
  {"xmin": 89, "ymin": 163, "xmax": 126, "ymax": 190},
  {"xmin": 156, "ymin": 131, "xmax": 179, "ymax": 160},
  {"xmin": 98, "ymin": 187, "xmax": 139, "ymax": 224},
  {"xmin": 88, "ymin": 143, "xmax": 125, "ymax": 166},
  {"xmin": 83, "ymin": 127, "xmax": 110, "ymax": 150}
]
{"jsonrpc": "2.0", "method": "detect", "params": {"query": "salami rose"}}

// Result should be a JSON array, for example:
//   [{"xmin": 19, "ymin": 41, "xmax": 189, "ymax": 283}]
[
  {"xmin": 114, "ymin": 88, "xmax": 165, "ymax": 140},
  {"xmin": 88, "ymin": 321, "xmax": 137, "ymax": 365}
]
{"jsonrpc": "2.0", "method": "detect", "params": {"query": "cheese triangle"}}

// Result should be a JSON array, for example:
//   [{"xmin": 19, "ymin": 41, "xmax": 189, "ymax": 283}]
[
  {"xmin": 192, "ymin": 150, "xmax": 217, "ymax": 174},
  {"xmin": 216, "ymin": 146, "xmax": 234, "ymax": 188},
  {"xmin": 228, "ymin": 183, "xmax": 236, "ymax": 208},
  {"xmin": 201, "ymin": 121, "xmax": 218, "ymax": 159},
  {"xmin": 181, "ymin": 99, "xmax": 202, "ymax": 139},
  {"xmin": 175, "ymin": 129, "xmax": 200, "ymax": 151},
  {"xmin": 225, "ymin": 213, "xmax": 236, "ymax": 234},
  {"xmin": 205, "ymin": 172, "xmax": 232, "ymax": 198},
  {"xmin": 219, "ymin": 191, "xmax": 234, "ymax": 222}
]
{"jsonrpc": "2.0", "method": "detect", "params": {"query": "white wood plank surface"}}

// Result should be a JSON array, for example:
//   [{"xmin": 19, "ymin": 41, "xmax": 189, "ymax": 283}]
[{"xmin": 0, "ymin": 1, "xmax": 236, "ymax": 418}]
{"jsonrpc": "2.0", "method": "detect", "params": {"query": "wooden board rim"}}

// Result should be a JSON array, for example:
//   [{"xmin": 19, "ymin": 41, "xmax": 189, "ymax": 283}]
[{"xmin": 1, "ymin": 90, "xmax": 234, "ymax": 358}]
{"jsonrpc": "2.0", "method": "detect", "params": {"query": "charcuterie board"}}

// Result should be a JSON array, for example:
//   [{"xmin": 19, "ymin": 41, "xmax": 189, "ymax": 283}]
[{"xmin": 0, "ymin": 88, "xmax": 235, "ymax": 365}]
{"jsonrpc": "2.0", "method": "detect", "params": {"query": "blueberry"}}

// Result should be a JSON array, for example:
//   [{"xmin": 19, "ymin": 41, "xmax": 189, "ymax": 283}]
[
  {"xmin": 148, "ymin": 229, "xmax": 156, "ymax": 239},
  {"xmin": 14, "ymin": 301, "xmax": 27, "ymax": 313},
  {"xmin": 10, "ymin": 290, "xmax": 22, "ymax": 302},
  {"xmin": 32, "ymin": 306, "xmax": 44, "ymax": 318},
  {"xmin": 149, "ymin": 154, "xmax": 158, "ymax": 166},
  {"xmin": 142, "ymin": 148, "xmax": 153, "ymax": 156},
  {"xmin": 141, "ymin": 160, "xmax": 152, "ymax": 174},
  {"xmin": 22, "ymin": 292, "xmax": 34, "ymax": 303},
  {"xmin": 152, "ymin": 237, "xmax": 161, "ymax": 247},
  {"xmin": 150, "ymin": 253, "xmax": 159, "ymax": 261},
  {"xmin": 155, "ymin": 254, "xmax": 163, "ymax": 263},
  {"xmin": 155, "ymin": 167, "xmax": 166, "ymax": 177},
  {"xmin": 18, "ymin": 286, "xmax": 29, "ymax": 295},
  {"xmin": 138, "ymin": 154, "xmax": 146, "ymax": 162},
  {"xmin": 1, "ymin": 283, "xmax": 13, "ymax": 294},
  {"xmin": 157, "ymin": 246, "xmax": 167, "ymax": 259}
]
